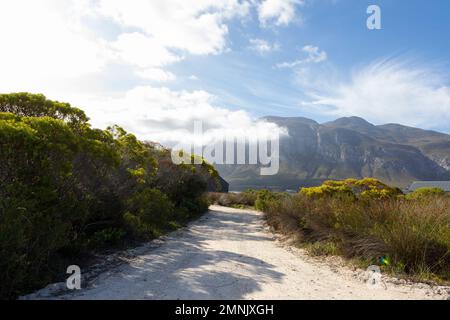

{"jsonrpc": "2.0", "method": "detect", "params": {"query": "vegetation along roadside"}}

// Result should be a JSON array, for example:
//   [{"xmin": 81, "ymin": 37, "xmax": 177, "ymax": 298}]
[
  {"xmin": 208, "ymin": 179, "xmax": 450, "ymax": 285},
  {"xmin": 0, "ymin": 93, "xmax": 221, "ymax": 299}
]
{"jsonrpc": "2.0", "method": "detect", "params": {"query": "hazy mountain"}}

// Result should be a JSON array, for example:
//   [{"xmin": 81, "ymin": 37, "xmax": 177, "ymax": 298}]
[{"xmin": 216, "ymin": 116, "xmax": 450, "ymax": 191}]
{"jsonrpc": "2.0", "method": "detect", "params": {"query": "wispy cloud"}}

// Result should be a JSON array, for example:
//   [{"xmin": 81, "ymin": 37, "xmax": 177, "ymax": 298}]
[
  {"xmin": 257, "ymin": 0, "xmax": 305, "ymax": 27},
  {"xmin": 277, "ymin": 45, "xmax": 327, "ymax": 68},
  {"xmin": 301, "ymin": 58, "xmax": 450, "ymax": 129},
  {"xmin": 249, "ymin": 38, "xmax": 280, "ymax": 54}
]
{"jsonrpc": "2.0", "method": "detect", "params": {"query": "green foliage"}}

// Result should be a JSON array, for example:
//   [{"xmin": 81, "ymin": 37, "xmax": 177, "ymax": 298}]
[
  {"xmin": 207, "ymin": 189, "xmax": 259, "ymax": 207},
  {"xmin": 0, "ymin": 92, "xmax": 89, "ymax": 128},
  {"xmin": 155, "ymin": 160, "xmax": 210, "ymax": 215},
  {"xmin": 262, "ymin": 188, "xmax": 450, "ymax": 283},
  {"xmin": 0, "ymin": 93, "xmax": 215, "ymax": 299},
  {"xmin": 90, "ymin": 228, "xmax": 126, "ymax": 248},
  {"xmin": 207, "ymin": 189, "xmax": 285, "ymax": 211},
  {"xmin": 124, "ymin": 188, "xmax": 175, "ymax": 239},
  {"xmin": 254, "ymin": 190, "xmax": 282, "ymax": 212},
  {"xmin": 305, "ymin": 241, "xmax": 340, "ymax": 257},
  {"xmin": 300, "ymin": 184, "xmax": 354, "ymax": 199},
  {"xmin": 300, "ymin": 178, "xmax": 402, "ymax": 200},
  {"xmin": 406, "ymin": 187, "xmax": 447, "ymax": 200}
]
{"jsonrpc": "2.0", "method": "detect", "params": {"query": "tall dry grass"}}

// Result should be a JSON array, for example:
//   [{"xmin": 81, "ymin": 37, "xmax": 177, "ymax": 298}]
[{"xmin": 263, "ymin": 194, "xmax": 450, "ymax": 281}]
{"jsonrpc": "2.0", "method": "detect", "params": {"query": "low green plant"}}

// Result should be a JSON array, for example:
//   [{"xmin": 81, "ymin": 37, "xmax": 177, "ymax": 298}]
[
  {"xmin": 261, "ymin": 182, "xmax": 450, "ymax": 283},
  {"xmin": 305, "ymin": 241, "xmax": 340, "ymax": 256},
  {"xmin": 300, "ymin": 178, "xmax": 402, "ymax": 200},
  {"xmin": 123, "ymin": 188, "xmax": 175, "ymax": 239},
  {"xmin": 207, "ymin": 189, "xmax": 259, "ymax": 207},
  {"xmin": 0, "ymin": 93, "xmax": 215, "ymax": 299},
  {"xmin": 90, "ymin": 228, "xmax": 126, "ymax": 248},
  {"xmin": 406, "ymin": 187, "xmax": 447, "ymax": 200}
]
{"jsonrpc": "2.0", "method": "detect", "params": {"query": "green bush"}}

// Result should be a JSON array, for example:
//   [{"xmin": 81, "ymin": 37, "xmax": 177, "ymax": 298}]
[
  {"xmin": 124, "ymin": 188, "xmax": 175, "ymax": 239},
  {"xmin": 300, "ymin": 178, "xmax": 402, "ymax": 200},
  {"xmin": 207, "ymin": 189, "xmax": 286, "ymax": 211},
  {"xmin": 305, "ymin": 241, "xmax": 340, "ymax": 257},
  {"xmin": 406, "ymin": 187, "xmax": 447, "ymax": 200},
  {"xmin": 0, "ymin": 205, "xmax": 71, "ymax": 298},
  {"xmin": 0, "ymin": 93, "xmax": 215, "ymax": 299},
  {"xmin": 255, "ymin": 190, "xmax": 283, "ymax": 212},
  {"xmin": 207, "ymin": 189, "xmax": 259, "ymax": 208},
  {"xmin": 90, "ymin": 228, "xmax": 126, "ymax": 248},
  {"xmin": 262, "ymin": 187, "xmax": 450, "ymax": 282}
]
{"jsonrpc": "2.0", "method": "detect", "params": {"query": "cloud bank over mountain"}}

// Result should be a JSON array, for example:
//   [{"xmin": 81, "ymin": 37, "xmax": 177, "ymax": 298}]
[{"xmin": 1, "ymin": 0, "xmax": 450, "ymax": 144}]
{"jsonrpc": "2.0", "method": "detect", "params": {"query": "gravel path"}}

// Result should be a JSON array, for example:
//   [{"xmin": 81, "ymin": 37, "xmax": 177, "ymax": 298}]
[{"xmin": 25, "ymin": 206, "xmax": 449, "ymax": 300}]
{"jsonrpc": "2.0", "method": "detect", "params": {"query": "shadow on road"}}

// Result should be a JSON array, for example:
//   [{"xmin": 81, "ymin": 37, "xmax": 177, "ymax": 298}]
[{"xmin": 78, "ymin": 208, "xmax": 284, "ymax": 299}]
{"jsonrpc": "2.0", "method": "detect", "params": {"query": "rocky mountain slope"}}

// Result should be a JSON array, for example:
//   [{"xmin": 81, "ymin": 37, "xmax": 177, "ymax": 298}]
[{"xmin": 217, "ymin": 116, "xmax": 450, "ymax": 190}]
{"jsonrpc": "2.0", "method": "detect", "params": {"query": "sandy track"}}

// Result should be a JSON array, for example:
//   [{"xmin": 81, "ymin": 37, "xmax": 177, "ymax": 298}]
[{"xmin": 26, "ymin": 206, "xmax": 449, "ymax": 300}]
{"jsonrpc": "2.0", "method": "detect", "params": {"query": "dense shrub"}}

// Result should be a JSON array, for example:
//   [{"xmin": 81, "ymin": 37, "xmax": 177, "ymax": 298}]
[
  {"xmin": 207, "ymin": 189, "xmax": 287, "ymax": 211},
  {"xmin": 89, "ymin": 228, "xmax": 127, "ymax": 248},
  {"xmin": 300, "ymin": 178, "xmax": 403, "ymax": 200},
  {"xmin": 0, "ymin": 92, "xmax": 89, "ymax": 127},
  {"xmin": 207, "ymin": 189, "xmax": 259, "ymax": 208},
  {"xmin": 406, "ymin": 187, "xmax": 447, "ymax": 200},
  {"xmin": 262, "ymin": 189, "xmax": 450, "ymax": 282},
  {"xmin": 0, "ymin": 93, "xmax": 216, "ymax": 299},
  {"xmin": 222, "ymin": 179, "xmax": 449, "ymax": 282},
  {"xmin": 254, "ymin": 190, "xmax": 284, "ymax": 212},
  {"xmin": 124, "ymin": 188, "xmax": 175, "ymax": 239}
]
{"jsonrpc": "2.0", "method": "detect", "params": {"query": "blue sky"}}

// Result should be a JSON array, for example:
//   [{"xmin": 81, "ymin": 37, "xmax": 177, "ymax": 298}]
[
  {"xmin": 0, "ymin": 0, "xmax": 449, "ymax": 144},
  {"xmin": 170, "ymin": 0, "xmax": 450, "ymax": 126}
]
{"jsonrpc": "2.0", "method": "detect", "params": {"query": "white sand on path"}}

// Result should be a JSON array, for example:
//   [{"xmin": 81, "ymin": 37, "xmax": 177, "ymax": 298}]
[{"xmin": 25, "ymin": 206, "xmax": 449, "ymax": 300}]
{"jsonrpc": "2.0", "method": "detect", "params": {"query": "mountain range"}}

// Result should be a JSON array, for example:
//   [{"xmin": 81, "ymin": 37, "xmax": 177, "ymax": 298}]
[{"xmin": 216, "ymin": 116, "xmax": 450, "ymax": 191}]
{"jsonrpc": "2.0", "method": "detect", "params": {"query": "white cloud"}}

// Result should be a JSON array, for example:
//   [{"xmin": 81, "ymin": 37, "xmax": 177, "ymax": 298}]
[
  {"xmin": 303, "ymin": 59, "xmax": 450, "ymax": 129},
  {"xmin": 257, "ymin": 0, "xmax": 304, "ymax": 27},
  {"xmin": 80, "ymin": 86, "xmax": 287, "ymax": 146},
  {"xmin": 0, "ymin": 0, "xmax": 304, "ymax": 92},
  {"xmin": 135, "ymin": 68, "xmax": 176, "ymax": 82},
  {"xmin": 277, "ymin": 45, "xmax": 327, "ymax": 68},
  {"xmin": 302, "ymin": 45, "xmax": 328, "ymax": 63},
  {"xmin": 0, "ymin": 0, "xmax": 107, "ymax": 87},
  {"xmin": 249, "ymin": 38, "xmax": 280, "ymax": 54},
  {"xmin": 0, "ymin": 0, "xmax": 291, "ymax": 145},
  {"xmin": 94, "ymin": 0, "xmax": 251, "ymax": 55},
  {"xmin": 110, "ymin": 33, "xmax": 182, "ymax": 68},
  {"xmin": 0, "ymin": 0, "xmax": 254, "ymax": 91}
]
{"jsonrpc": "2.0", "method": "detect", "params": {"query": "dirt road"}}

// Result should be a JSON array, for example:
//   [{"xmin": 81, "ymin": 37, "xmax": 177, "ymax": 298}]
[{"xmin": 26, "ymin": 206, "xmax": 449, "ymax": 300}]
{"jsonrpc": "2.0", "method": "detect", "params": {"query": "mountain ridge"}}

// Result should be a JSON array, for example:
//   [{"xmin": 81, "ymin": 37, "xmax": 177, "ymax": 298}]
[{"xmin": 217, "ymin": 116, "xmax": 450, "ymax": 190}]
